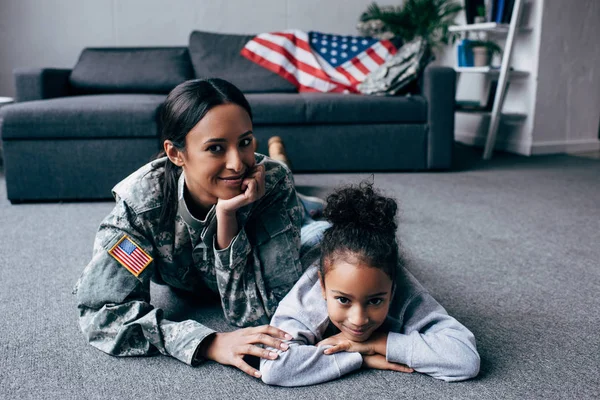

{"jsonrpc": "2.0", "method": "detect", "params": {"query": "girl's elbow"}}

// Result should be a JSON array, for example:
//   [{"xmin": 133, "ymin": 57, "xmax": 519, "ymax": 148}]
[
  {"xmin": 446, "ymin": 350, "xmax": 481, "ymax": 382},
  {"xmin": 259, "ymin": 359, "xmax": 283, "ymax": 386},
  {"xmin": 465, "ymin": 351, "xmax": 481, "ymax": 379}
]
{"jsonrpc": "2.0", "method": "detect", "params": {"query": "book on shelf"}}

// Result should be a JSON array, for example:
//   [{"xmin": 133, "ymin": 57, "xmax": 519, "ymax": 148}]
[
  {"xmin": 501, "ymin": 0, "xmax": 516, "ymax": 23},
  {"xmin": 485, "ymin": 0, "xmax": 494, "ymax": 22},
  {"xmin": 464, "ymin": 0, "xmax": 485, "ymax": 24},
  {"xmin": 456, "ymin": 81, "xmax": 499, "ymax": 112},
  {"xmin": 489, "ymin": 0, "xmax": 516, "ymax": 23},
  {"xmin": 494, "ymin": 0, "xmax": 506, "ymax": 23}
]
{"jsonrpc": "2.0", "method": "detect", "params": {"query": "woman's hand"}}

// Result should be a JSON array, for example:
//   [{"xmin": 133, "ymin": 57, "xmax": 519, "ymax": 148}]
[
  {"xmin": 317, "ymin": 331, "xmax": 388, "ymax": 356},
  {"xmin": 216, "ymin": 163, "xmax": 266, "ymax": 215},
  {"xmin": 363, "ymin": 354, "xmax": 414, "ymax": 373},
  {"xmin": 215, "ymin": 163, "xmax": 266, "ymax": 249},
  {"xmin": 199, "ymin": 325, "xmax": 292, "ymax": 378}
]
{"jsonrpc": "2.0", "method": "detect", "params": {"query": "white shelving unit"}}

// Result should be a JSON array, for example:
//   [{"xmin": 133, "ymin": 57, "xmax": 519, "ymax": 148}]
[{"xmin": 450, "ymin": 0, "xmax": 527, "ymax": 159}]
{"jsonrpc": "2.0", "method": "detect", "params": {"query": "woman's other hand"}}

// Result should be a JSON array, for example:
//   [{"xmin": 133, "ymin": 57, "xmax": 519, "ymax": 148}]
[{"xmin": 199, "ymin": 325, "xmax": 292, "ymax": 378}]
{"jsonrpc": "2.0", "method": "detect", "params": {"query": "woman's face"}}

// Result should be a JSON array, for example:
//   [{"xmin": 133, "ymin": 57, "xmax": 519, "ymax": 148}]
[
  {"xmin": 168, "ymin": 103, "xmax": 255, "ymax": 210},
  {"xmin": 320, "ymin": 256, "xmax": 393, "ymax": 342}
]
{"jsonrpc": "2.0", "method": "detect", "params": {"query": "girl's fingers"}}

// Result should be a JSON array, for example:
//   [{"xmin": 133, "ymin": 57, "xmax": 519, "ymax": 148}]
[
  {"xmin": 316, "ymin": 338, "xmax": 334, "ymax": 347},
  {"xmin": 323, "ymin": 343, "xmax": 347, "ymax": 355},
  {"xmin": 391, "ymin": 363, "xmax": 413, "ymax": 373}
]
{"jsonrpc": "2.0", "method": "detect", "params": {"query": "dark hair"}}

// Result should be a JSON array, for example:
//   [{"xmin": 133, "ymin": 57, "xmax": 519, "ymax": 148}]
[
  {"xmin": 157, "ymin": 78, "xmax": 253, "ymax": 225},
  {"xmin": 319, "ymin": 181, "xmax": 400, "ymax": 286}
]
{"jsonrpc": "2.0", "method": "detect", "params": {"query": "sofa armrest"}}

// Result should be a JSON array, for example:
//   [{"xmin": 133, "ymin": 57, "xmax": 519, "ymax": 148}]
[
  {"xmin": 14, "ymin": 68, "xmax": 72, "ymax": 102},
  {"xmin": 422, "ymin": 65, "xmax": 456, "ymax": 169}
]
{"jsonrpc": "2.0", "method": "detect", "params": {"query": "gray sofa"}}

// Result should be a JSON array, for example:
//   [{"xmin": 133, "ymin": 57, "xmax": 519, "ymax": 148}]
[{"xmin": 0, "ymin": 31, "xmax": 456, "ymax": 203}]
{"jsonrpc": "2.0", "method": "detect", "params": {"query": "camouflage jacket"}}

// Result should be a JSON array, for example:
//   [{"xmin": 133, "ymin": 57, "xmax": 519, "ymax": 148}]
[{"xmin": 74, "ymin": 154, "xmax": 305, "ymax": 366}]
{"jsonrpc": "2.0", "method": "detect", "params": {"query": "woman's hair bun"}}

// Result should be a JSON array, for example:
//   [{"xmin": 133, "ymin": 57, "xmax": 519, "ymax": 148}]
[{"xmin": 323, "ymin": 181, "xmax": 398, "ymax": 235}]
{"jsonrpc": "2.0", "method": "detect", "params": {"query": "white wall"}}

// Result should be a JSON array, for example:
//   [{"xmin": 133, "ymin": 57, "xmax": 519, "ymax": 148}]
[
  {"xmin": 0, "ymin": 0, "xmax": 393, "ymax": 97},
  {"xmin": 531, "ymin": 0, "xmax": 600, "ymax": 154},
  {"xmin": 2, "ymin": 0, "xmax": 598, "ymax": 155}
]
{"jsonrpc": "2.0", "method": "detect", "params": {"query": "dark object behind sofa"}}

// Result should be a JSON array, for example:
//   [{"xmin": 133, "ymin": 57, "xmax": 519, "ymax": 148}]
[{"xmin": 0, "ymin": 31, "xmax": 455, "ymax": 203}]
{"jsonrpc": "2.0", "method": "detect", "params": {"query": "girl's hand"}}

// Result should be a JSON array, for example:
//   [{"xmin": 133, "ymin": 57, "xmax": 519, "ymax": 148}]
[
  {"xmin": 318, "ymin": 332, "xmax": 375, "ymax": 355},
  {"xmin": 216, "ymin": 163, "xmax": 266, "ymax": 215},
  {"xmin": 363, "ymin": 354, "xmax": 414, "ymax": 373},
  {"xmin": 318, "ymin": 331, "xmax": 388, "ymax": 356},
  {"xmin": 199, "ymin": 325, "xmax": 292, "ymax": 378}
]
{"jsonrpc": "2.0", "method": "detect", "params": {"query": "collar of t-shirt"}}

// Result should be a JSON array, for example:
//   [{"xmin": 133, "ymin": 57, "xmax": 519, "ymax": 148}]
[{"xmin": 176, "ymin": 172, "xmax": 216, "ymax": 247}]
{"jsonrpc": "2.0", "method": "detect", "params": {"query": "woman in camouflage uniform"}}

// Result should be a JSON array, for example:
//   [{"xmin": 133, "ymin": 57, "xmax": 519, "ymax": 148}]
[{"xmin": 74, "ymin": 78, "xmax": 326, "ymax": 379}]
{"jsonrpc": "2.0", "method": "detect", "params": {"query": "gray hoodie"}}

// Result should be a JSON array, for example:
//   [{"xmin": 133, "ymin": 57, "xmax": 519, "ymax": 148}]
[{"xmin": 260, "ymin": 265, "xmax": 480, "ymax": 386}]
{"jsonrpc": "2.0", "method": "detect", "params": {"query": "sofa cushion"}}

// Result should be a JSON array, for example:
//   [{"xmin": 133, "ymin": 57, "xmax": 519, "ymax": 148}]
[
  {"xmin": 300, "ymin": 93, "xmax": 427, "ymax": 124},
  {"xmin": 188, "ymin": 31, "xmax": 296, "ymax": 93},
  {"xmin": 69, "ymin": 48, "xmax": 194, "ymax": 94},
  {"xmin": 245, "ymin": 94, "xmax": 306, "ymax": 124},
  {"xmin": 1, "ymin": 94, "xmax": 165, "ymax": 140},
  {"xmin": 242, "ymin": 93, "xmax": 427, "ymax": 125}
]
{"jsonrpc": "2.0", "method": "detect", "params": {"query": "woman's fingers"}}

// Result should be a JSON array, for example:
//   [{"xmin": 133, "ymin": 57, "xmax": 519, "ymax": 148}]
[
  {"xmin": 237, "ymin": 343, "xmax": 280, "ymax": 360},
  {"xmin": 234, "ymin": 357, "xmax": 263, "ymax": 378},
  {"xmin": 255, "ymin": 164, "xmax": 265, "ymax": 196},
  {"xmin": 244, "ymin": 178, "xmax": 258, "ymax": 203},
  {"xmin": 250, "ymin": 325, "xmax": 293, "ymax": 341},
  {"xmin": 246, "ymin": 327, "xmax": 291, "ymax": 351}
]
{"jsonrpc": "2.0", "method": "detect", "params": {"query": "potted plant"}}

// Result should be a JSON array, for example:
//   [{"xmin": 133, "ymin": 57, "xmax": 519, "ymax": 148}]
[
  {"xmin": 357, "ymin": 0, "xmax": 463, "ymax": 54},
  {"xmin": 466, "ymin": 40, "xmax": 502, "ymax": 66},
  {"xmin": 474, "ymin": 5, "xmax": 487, "ymax": 24}
]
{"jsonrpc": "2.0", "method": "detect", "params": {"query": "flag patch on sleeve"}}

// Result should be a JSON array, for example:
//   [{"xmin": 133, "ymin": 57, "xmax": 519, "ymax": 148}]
[{"xmin": 108, "ymin": 235, "xmax": 153, "ymax": 277}]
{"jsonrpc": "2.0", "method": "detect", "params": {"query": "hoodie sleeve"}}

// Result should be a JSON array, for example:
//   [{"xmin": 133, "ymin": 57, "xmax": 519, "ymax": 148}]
[
  {"xmin": 259, "ymin": 266, "xmax": 363, "ymax": 387},
  {"xmin": 386, "ymin": 290, "xmax": 481, "ymax": 382}
]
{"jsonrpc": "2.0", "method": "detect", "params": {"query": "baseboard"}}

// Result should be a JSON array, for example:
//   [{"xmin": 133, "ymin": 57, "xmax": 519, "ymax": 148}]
[
  {"xmin": 456, "ymin": 133, "xmax": 600, "ymax": 156},
  {"xmin": 455, "ymin": 132, "xmax": 531, "ymax": 155},
  {"xmin": 530, "ymin": 138, "xmax": 600, "ymax": 155}
]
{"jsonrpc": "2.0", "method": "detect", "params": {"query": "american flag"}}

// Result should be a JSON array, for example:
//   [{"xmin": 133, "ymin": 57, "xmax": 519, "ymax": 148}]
[
  {"xmin": 241, "ymin": 30, "xmax": 397, "ymax": 93},
  {"xmin": 109, "ymin": 236, "xmax": 152, "ymax": 277}
]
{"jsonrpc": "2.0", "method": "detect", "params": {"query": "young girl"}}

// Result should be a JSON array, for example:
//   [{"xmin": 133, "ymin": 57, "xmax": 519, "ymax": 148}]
[{"xmin": 260, "ymin": 182, "xmax": 480, "ymax": 386}]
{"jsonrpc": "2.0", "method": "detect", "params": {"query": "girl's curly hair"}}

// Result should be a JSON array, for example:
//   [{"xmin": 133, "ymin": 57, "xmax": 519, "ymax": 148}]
[{"xmin": 320, "ymin": 181, "xmax": 400, "ymax": 285}]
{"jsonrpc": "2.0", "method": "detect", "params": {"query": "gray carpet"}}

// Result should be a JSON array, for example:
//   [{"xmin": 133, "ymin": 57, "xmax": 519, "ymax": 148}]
[{"xmin": 1, "ymin": 148, "xmax": 599, "ymax": 399}]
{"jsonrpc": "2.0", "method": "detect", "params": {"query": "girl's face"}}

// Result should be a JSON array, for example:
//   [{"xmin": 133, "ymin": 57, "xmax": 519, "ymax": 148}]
[
  {"xmin": 320, "ymin": 257, "xmax": 393, "ymax": 342},
  {"xmin": 166, "ymin": 103, "xmax": 255, "ymax": 211}
]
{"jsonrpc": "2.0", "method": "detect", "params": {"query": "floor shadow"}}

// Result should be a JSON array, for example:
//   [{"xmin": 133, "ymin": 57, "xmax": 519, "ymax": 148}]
[{"xmin": 451, "ymin": 143, "xmax": 599, "ymax": 172}]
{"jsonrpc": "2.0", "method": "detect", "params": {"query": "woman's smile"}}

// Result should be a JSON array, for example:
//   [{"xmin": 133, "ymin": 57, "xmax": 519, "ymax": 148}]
[{"xmin": 219, "ymin": 173, "xmax": 245, "ymax": 187}]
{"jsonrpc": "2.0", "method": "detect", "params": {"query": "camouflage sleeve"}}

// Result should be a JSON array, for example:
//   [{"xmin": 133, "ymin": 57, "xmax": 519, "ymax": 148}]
[
  {"xmin": 74, "ymin": 200, "xmax": 215, "ymax": 366},
  {"xmin": 213, "ymin": 168, "xmax": 304, "ymax": 327}
]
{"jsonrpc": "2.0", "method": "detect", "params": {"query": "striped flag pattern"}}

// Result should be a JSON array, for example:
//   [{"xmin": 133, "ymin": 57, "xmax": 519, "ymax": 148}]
[
  {"xmin": 108, "ymin": 236, "xmax": 152, "ymax": 277},
  {"xmin": 241, "ymin": 30, "xmax": 397, "ymax": 93}
]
